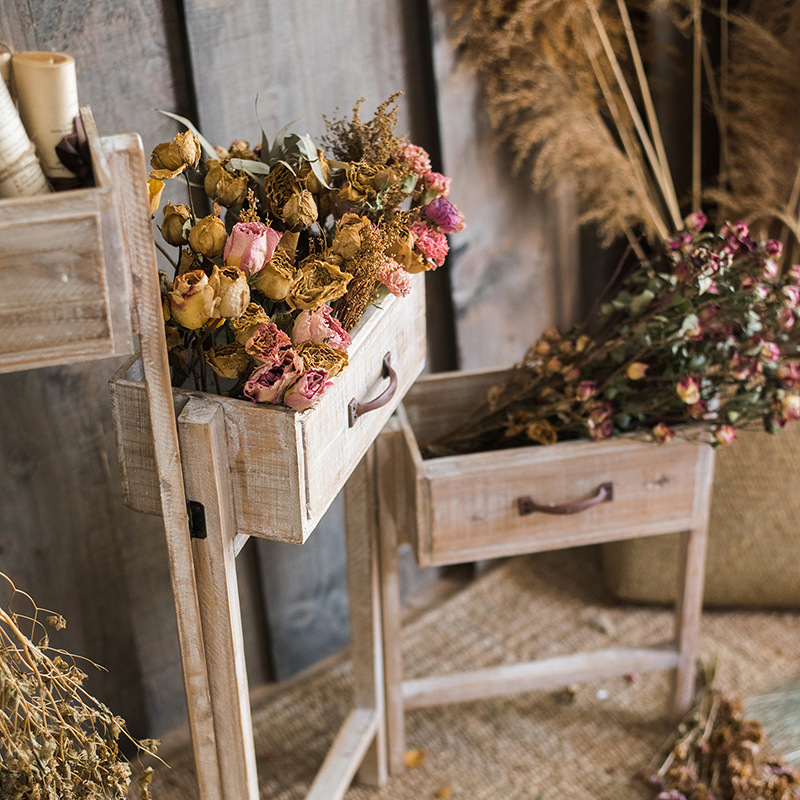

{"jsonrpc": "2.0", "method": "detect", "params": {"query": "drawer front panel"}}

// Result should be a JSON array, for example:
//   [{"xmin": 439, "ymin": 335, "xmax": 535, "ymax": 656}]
[{"xmin": 416, "ymin": 438, "xmax": 709, "ymax": 566}]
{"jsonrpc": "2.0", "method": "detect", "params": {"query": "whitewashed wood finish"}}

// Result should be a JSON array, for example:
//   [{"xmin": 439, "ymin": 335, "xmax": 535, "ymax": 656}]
[
  {"xmin": 0, "ymin": 107, "xmax": 133, "ymax": 373},
  {"xmin": 110, "ymin": 273, "xmax": 426, "ymax": 543},
  {"xmin": 178, "ymin": 399, "xmax": 259, "ymax": 800},
  {"xmin": 104, "ymin": 135, "xmax": 223, "ymax": 800},
  {"xmin": 374, "ymin": 368, "xmax": 714, "ymax": 771}
]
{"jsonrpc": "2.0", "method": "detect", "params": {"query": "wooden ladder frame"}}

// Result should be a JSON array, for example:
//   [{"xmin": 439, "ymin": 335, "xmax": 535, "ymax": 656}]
[{"xmin": 105, "ymin": 134, "xmax": 388, "ymax": 800}]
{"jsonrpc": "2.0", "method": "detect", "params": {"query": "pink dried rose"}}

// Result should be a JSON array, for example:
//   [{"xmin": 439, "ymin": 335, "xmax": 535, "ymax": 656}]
[
  {"xmin": 760, "ymin": 341, "xmax": 781, "ymax": 363},
  {"xmin": 763, "ymin": 258, "xmax": 780, "ymax": 280},
  {"xmin": 576, "ymin": 380, "xmax": 598, "ymax": 401},
  {"xmin": 283, "ymin": 368, "xmax": 332, "ymax": 411},
  {"xmin": 422, "ymin": 197, "xmax": 466, "ymax": 233},
  {"xmin": 243, "ymin": 348, "xmax": 304, "ymax": 404},
  {"xmin": 223, "ymin": 221, "xmax": 283, "ymax": 276},
  {"xmin": 713, "ymin": 425, "xmax": 737, "ymax": 445},
  {"xmin": 378, "ymin": 259, "xmax": 413, "ymax": 297},
  {"xmin": 652, "ymin": 422, "xmax": 675, "ymax": 443},
  {"xmin": 394, "ymin": 143, "xmax": 431, "ymax": 176},
  {"xmin": 677, "ymin": 376, "xmax": 700, "ymax": 405},
  {"xmin": 291, "ymin": 305, "xmax": 351, "ymax": 351},
  {"xmin": 782, "ymin": 285, "xmax": 800, "ymax": 308},
  {"xmin": 589, "ymin": 417, "xmax": 614, "ymax": 441},
  {"xmin": 764, "ymin": 239, "xmax": 783, "ymax": 258},
  {"xmin": 421, "ymin": 171, "xmax": 451, "ymax": 197},
  {"xmin": 684, "ymin": 210, "xmax": 707, "ymax": 232},
  {"xmin": 777, "ymin": 361, "xmax": 800, "ymax": 388},
  {"xmin": 410, "ymin": 221, "xmax": 449, "ymax": 269},
  {"xmin": 779, "ymin": 307, "xmax": 796, "ymax": 331},
  {"xmin": 781, "ymin": 394, "xmax": 800, "ymax": 421},
  {"xmin": 245, "ymin": 322, "xmax": 292, "ymax": 366}
]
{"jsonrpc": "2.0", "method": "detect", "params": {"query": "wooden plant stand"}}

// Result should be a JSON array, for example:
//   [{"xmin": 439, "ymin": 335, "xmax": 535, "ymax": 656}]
[
  {"xmin": 104, "ymin": 135, "xmax": 426, "ymax": 799},
  {"xmin": 374, "ymin": 368, "xmax": 715, "ymax": 774}
]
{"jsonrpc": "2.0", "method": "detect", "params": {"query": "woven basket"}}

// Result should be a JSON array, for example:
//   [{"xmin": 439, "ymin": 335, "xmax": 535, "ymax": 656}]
[{"xmin": 603, "ymin": 424, "xmax": 800, "ymax": 607}]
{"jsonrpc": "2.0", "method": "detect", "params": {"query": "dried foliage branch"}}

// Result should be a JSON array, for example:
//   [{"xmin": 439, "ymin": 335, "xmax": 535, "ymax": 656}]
[{"xmin": 0, "ymin": 573, "xmax": 160, "ymax": 800}]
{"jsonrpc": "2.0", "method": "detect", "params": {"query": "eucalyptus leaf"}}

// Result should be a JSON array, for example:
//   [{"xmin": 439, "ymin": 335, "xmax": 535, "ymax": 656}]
[
  {"xmin": 155, "ymin": 109, "xmax": 217, "ymax": 160},
  {"xmin": 229, "ymin": 158, "xmax": 271, "ymax": 176},
  {"xmin": 269, "ymin": 119, "xmax": 301, "ymax": 161}
]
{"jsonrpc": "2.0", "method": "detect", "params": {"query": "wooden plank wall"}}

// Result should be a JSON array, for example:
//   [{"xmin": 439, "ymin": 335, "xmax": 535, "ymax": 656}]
[{"xmin": 0, "ymin": 0, "xmax": 573, "ymax": 733}]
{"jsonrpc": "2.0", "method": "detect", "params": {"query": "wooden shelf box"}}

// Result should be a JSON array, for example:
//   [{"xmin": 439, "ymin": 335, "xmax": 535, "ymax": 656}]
[
  {"xmin": 110, "ymin": 274, "xmax": 426, "ymax": 543},
  {"xmin": 0, "ymin": 107, "xmax": 133, "ymax": 373},
  {"xmin": 395, "ymin": 368, "xmax": 715, "ymax": 567}
]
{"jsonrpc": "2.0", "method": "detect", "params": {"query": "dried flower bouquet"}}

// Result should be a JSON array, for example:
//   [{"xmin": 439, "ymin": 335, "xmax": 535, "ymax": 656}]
[{"xmin": 148, "ymin": 95, "xmax": 463, "ymax": 411}]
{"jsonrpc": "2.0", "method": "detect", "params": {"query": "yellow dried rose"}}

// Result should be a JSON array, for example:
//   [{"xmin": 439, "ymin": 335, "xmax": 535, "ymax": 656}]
[
  {"xmin": 252, "ymin": 250, "xmax": 296, "ymax": 301},
  {"xmin": 205, "ymin": 343, "xmax": 251, "ymax": 380},
  {"xmin": 296, "ymin": 341, "xmax": 349, "ymax": 377},
  {"xmin": 215, "ymin": 265, "xmax": 251, "ymax": 318},
  {"xmin": 526, "ymin": 420, "xmax": 558, "ymax": 446},
  {"xmin": 168, "ymin": 269, "xmax": 220, "ymax": 329},
  {"xmin": 287, "ymin": 255, "xmax": 352, "ymax": 311},
  {"xmin": 339, "ymin": 162, "xmax": 379, "ymax": 204},
  {"xmin": 160, "ymin": 203, "xmax": 191, "ymax": 247},
  {"xmin": 230, "ymin": 302, "xmax": 270, "ymax": 345},
  {"xmin": 282, "ymin": 188, "xmax": 318, "ymax": 231},
  {"xmin": 150, "ymin": 131, "xmax": 201, "ymax": 179},
  {"xmin": 188, "ymin": 215, "xmax": 227, "ymax": 259},
  {"xmin": 204, "ymin": 159, "xmax": 248, "ymax": 207},
  {"xmin": 332, "ymin": 213, "xmax": 371, "ymax": 261}
]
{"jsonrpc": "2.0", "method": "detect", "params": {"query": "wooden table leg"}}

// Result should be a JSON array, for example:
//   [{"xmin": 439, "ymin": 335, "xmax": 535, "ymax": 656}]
[{"xmin": 178, "ymin": 399, "xmax": 259, "ymax": 800}]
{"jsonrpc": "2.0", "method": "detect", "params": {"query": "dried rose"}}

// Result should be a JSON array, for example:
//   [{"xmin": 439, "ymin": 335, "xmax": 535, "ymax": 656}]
[
  {"xmin": 150, "ymin": 131, "xmax": 201, "ymax": 179},
  {"xmin": 264, "ymin": 162, "xmax": 301, "ymax": 220},
  {"xmin": 339, "ymin": 162, "xmax": 380, "ymax": 204},
  {"xmin": 205, "ymin": 343, "xmax": 251, "ymax": 380},
  {"xmin": 297, "ymin": 341, "xmax": 349, "ymax": 377},
  {"xmin": 684, "ymin": 210, "xmax": 707, "ymax": 232},
  {"xmin": 526, "ymin": 420, "xmax": 557, "ymax": 446},
  {"xmin": 713, "ymin": 425, "xmax": 737, "ymax": 445},
  {"xmin": 204, "ymin": 159, "xmax": 248, "ymax": 207},
  {"xmin": 215, "ymin": 265, "xmax": 250, "ymax": 318},
  {"xmin": 283, "ymin": 368, "xmax": 332, "ymax": 411},
  {"xmin": 245, "ymin": 322, "xmax": 293, "ymax": 366},
  {"xmin": 160, "ymin": 203, "xmax": 191, "ymax": 247},
  {"xmin": 287, "ymin": 256, "xmax": 352, "ymax": 311},
  {"xmin": 231, "ymin": 303, "xmax": 270, "ymax": 345},
  {"xmin": 223, "ymin": 221, "xmax": 283, "ymax": 276},
  {"xmin": 291, "ymin": 305, "xmax": 351, "ymax": 351},
  {"xmin": 188, "ymin": 215, "xmax": 227, "ymax": 259},
  {"xmin": 252, "ymin": 251, "xmax": 296, "ymax": 301},
  {"xmin": 332, "ymin": 214, "xmax": 371, "ymax": 261},
  {"xmin": 781, "ymin": 394, "xmax": 800, "ymax": 421},
  {"xmin": 677, "ymin": 376, "xmax": 701, "ymax": 405},
  {"xmin": 626, "ymin": 362, "xmax": 648, "ymax": 380},
  {"xmin": 299, "ymin": 149, "xmax": 331, "ymax": 193},
  {"xmin": 168, "ymin": 269, "xmax": 220, "ymax": 329},
  {"xmin": 576, "ymin": 380, "xmax": 598, "ymax": 401},
  {"xmin": 653, "ymin": 422, "xmax": 675, "ymax": 442},
  {"xmin": 282, "ymin": 188, "xmax": 318, "ymax": 231},
  {"xmin": 243, "ymin": 348, "xmax": 304, "ymax": 404},
  {"xmin": 422, "ymin": 197, "xmax": 465, "ymax": 233},
  {"xmin": 148, "ymin": 178, "xmax": 164, "ymax": 216}
]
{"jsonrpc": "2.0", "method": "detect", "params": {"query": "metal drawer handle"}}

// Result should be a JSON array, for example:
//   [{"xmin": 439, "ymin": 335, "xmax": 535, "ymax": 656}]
[
  {"xmin": 517, "ymin": 482, "xmax": 614, "ymax": 516},
  {"xmin": 348, "ymin": 352, "xmax": 397, "ymax": 427}
]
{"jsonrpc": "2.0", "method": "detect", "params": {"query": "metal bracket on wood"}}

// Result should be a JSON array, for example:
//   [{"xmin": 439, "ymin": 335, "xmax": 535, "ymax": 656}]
[{"xmin": 187, "ymin": 500, "xmax": 207, "ymax": 539}]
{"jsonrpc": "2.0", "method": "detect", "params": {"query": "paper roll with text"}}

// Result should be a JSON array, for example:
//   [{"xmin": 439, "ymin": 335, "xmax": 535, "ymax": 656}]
[
  {"xmin": 12, "ymin": 51, "xmax": 79, "ymax": 181},
  {"xmin": 0, "ymin": 76, "xmax": 50, "ymax": 197}
]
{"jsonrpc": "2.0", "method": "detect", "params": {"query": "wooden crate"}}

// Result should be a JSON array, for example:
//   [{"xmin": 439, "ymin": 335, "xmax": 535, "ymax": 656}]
[
  {"xmin": 0, "ymin": 107, "xmax": 133, "ymax": 373},
  {"xmin": 110, "ymin": 273, "xmax": 426, "ymax": 543},
  {"xmin": 397, "ymin": 368, "xmax": 715, "ymax": 567}
]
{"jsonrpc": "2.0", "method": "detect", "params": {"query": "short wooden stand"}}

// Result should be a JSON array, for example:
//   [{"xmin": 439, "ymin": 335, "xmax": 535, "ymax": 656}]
[{"xmin": 374, "ymin": 369, "xmax": 715, "ymax": 775}]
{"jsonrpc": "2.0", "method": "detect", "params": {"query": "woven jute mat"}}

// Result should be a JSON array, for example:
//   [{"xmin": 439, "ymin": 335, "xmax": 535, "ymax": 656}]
[{"xmin": 149, "ymin": 549, "xmax": 800, "ymax": 799}]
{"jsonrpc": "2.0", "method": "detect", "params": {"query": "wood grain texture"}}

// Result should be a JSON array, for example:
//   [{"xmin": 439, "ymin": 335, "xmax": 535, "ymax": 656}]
[{"xmin": 427, "ymin": 0, "xmax": 581, "ymax": 370}]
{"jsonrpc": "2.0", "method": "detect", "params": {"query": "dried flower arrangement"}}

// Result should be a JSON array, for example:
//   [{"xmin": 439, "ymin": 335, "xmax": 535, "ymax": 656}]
[
  {"xmin": 429, "ymin": 0, "xmax": 800, "ymax": 455},
  {"xmin": 0, "ymin": 573, "xmax": 159, "ymax": 800},
  {"xmin": 147, "ymin": 95, "xmax": 463, "ymax": 411}
]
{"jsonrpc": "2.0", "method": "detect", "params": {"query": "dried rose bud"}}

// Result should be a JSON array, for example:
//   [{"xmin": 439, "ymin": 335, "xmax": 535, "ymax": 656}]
[
  {"xmin": 188, "ymin": 215, "xmax": 227, "ymax": 259},
  {"xmin": 676, "ymin": 376, "xmax": 700, "ymax": 405},
  {"xmin": 713, "ymin": 425, "xmax": 737, "ymax": 445},
  {"xmin": 297, "ymin": 341, "xmax": 349, "ymax": 377},
  {"xmin": 204, "ymin": 159, "xmax": 248, "ymax": 207},
  {"xmin": 332, "ymin": 213, "xmax": 371, "ymax": 261},
  {"xmin": 300, "ymin": 149, "xmax": 331, "ymax": 193},
  {"xmin": 243, "ymin": 349, "xmax": 305, "ymax": 404},
  {"xmin": 652, "ymin": 422, "xmax": 674, "ymax": 443},
  {"xmin": 205, "ymin": 343, "xmax": 251, "ymax": 380},
  {"xmin": 282, "ymin": 188, "xmax": 318, "ymax": 231},
  {"xmin": 526, "ymin": 420, "xmax": 557, "ymax": 446},
  {"xmin": 252, "ymin": 251, "xmax": 296, "ymax": 301},
  {"xmin": 176, "ymin": 131, "xmax": 201, "ymax": 168},
  {"xmin": 215, "ymin": 265, "xmax": 250, "ymax": 318},
  {"xmin": 626, "ymin": 362, "xmax": 648, "ymax": 380},
  {"xmin": 160, "ymin": 203, "xmax": 191, "ymax": 246},
  {"xmin": 291, "ymin": 305, "xmax": 351, "ymax": 351},
  {"xmin": 231, "ymin": 302, "xmax": 270, "ymax": 345},
  {"xmin": 168, "ymin": 269, "xmax": 220, "ymax": 329},
  {"xmin": 339, "ymin": 162, "xmax": 380, "ymax": 204},
  {"xmin": 223, "ymin": 221, "xmax": 283, "ymax": 276},
  {"xmin": 283, "ymin": 368, "xmax": 332, "ymax": 411},
  {"xmin": 150, "ymin": 131, "xmax": 201, "ymax": 179}
]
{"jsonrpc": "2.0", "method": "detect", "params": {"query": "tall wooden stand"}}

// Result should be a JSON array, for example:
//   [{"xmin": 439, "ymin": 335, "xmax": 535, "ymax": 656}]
[{"xmin": 105, "ymin": 135, "xmax": 388, "ymax": 800}]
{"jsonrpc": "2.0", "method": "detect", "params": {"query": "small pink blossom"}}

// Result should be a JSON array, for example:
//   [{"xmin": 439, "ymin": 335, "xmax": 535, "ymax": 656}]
[
  {"xmin": 421, "ymin": 171, "xmax": 451, "ymax": 197},
  {"xmin": 576, "ymin": 380, "xmax": 598, "ymax": 401},
  {"xmin": 754, "ymin": 283, "xmax": 769, "ymax": 300},
  {"xmin": 668, "ymin": 232, "xmax": 693, "ymax": 250},
  {"xmin": 652, "ymin": 422, "xmax": 675, "ymax": 443},
  {"xmin": 782, "ymin": 285, "xmax": 800, "ymax": 308},
  {"xmin": 764, "ymin": 239, "xmax": 783, "ymax": 258},
  {"xmin": 684, "ymin": 210, "xmax": 707, "ymax": 232},
  {"xmin": 394, "ymin": 143, "xmax": 431, "ymax": 176},
  {"xmin": 779, "ymin": 307, "xmax": 796, "ymax": 331},
  {"xmin": 713, "ymin": 425, "xmax": 737, "ymax": 445},
  {"xmin": 223, "ymin": 221, "xmax": 283, "ymax": 276},
  {"xmin": 410, "ymin": 221, "xmax": 449, "ymax": 268},
  {"xmin": 291, "ymin": 305, "xmax": 351, "ymax": 352},
  {"xmin": 243, "ymin": 349, "xmax": 304, "ymax": 404},
  {"xmin": 687, "ymin": 399, "xmax": 709, "ymax": 420},
  {"xmin": 721, "ymin": 220, "xmax": 749, "ymax": 240},
  {"xmin": 246, "ymin": 322, "xmax": 292, "ymax": 366},
  {"xmin": 760, "ymin": 341, "xmax": 781, "ymax": 363},
  {"xmin": 763, "ymin": 258, "xmax": 780, "ymax": 280},
  {"xmin": 589, "ymin": 417, "xmax": 614, "ymax": 441},
  {"xmin": 588, "ymin": 401, "xmax": 613, "ymax": 424},
  {"xmin": 778, "ymin": 362, "xmax": 800, "ymax": 387},
  {"xmin": 283, "ymin": 368, "xmax": 332, "ymax": 411},
  {"xmin": 730, "ymin": 354, "xmax": 753, "ymax": 381},
  {"xmin": 378, "ymin": 259, "xmax": 413, "ymax": 297},
  {"xmin": 677, "ymin": 376, "xmax": 700, "ymax": 405}
]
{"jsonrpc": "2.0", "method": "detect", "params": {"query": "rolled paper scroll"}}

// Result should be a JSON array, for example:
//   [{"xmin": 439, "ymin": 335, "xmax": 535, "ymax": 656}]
[
  {"xmin": 12, "ymin": 51, "xmax": 79, "ymax": 181},
  {"xmin": 0, "ymin": 76, "xmax": 50, "ymax": 197}
]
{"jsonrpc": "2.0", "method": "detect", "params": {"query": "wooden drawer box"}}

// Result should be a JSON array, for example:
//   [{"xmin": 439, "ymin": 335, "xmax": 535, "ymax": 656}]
[
  {"xmin": 0, "ymin": 107, "xmax": 133, "ymax": 373},
  {"xmin": 397, "ymin": 368, "xmax": 715, "ymax": 567},
  {"xmin": 110, "ymin": 273, "xmax": 426, "ymax": 543}
]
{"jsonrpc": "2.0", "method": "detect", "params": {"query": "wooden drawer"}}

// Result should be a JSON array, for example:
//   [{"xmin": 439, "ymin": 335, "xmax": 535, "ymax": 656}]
[
  {"xmin": 0, "ymin": 107, "xmax": 133, "ymax": 373},
  {"xmin": 110, "ymin": 272, "xmax": 426, "ymax": 543},
  {"xmin": 397, "ymin": 369, "xmax": 715, "ymax": 567}
]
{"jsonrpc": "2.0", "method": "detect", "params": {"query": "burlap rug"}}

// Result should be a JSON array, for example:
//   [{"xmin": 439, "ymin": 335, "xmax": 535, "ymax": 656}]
[{"xmin": 148, "ymin": 548, "xmax": 800, "ymax": 799}]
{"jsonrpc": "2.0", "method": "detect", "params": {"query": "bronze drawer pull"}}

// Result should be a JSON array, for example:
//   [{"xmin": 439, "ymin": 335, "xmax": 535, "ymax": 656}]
[
  {"xmin": 517, "ymin": 482, "xmax": 614, "ymax": 516},
  {"xmin": 348, "ymin": 352, "xmax": 397, "ymax": 427}
]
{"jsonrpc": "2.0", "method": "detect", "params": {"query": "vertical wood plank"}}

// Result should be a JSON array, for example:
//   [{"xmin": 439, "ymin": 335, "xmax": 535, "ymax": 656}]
[
  {"xmin": 178, "ymin": 399, "xmax": 259, "ymax": 800},
  {"xmin": 343, "ymin": 447, "xmax": 388, "ymax": 787}
]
